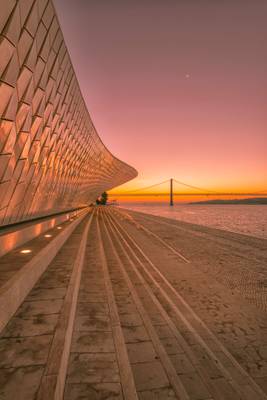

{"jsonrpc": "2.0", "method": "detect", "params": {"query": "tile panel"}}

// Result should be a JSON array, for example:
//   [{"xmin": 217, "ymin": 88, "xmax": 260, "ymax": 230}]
[{"xmin": 0, "ymin": 0, "xmax": 137, "ymax": 227}]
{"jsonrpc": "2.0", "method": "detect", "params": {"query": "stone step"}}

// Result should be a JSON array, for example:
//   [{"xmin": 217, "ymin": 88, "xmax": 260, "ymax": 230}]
[
  {"xmin": 0, "ymin": 212, "xmax": 92, "ymax": 400},
  {"xmin": 0, "ymin": 210, "xmax": 88, "ymax": 333},
  {"xmin": 64, "ymin": 213, "xmax": 138, "ymax": 400},
  {"xmin": 0, "ymin": 209, "xmax": 85, "ymax": 258}
]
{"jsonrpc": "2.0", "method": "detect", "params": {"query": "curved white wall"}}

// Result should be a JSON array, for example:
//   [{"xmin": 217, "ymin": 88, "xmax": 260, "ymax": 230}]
[{"xmin": 0, "ymin": 0, "xmax": 137, "ymax": 226}]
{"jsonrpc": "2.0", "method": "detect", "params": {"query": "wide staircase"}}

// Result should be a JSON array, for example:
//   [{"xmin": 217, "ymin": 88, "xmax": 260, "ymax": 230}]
[{"xmin": 0, "ymin": 207, "xmax": 267, "ymax": 400}]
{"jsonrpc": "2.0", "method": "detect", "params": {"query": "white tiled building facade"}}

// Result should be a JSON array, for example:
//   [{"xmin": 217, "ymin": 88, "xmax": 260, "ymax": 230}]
[{"xmin": 0, "ymin": 0, "xmax": 137, "ymax": 226}]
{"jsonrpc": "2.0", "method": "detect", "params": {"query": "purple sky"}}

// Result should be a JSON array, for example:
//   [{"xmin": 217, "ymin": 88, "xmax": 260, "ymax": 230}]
[{"xmin": 54, "ymin": 0, "xmax": 267, "ymax": 192}]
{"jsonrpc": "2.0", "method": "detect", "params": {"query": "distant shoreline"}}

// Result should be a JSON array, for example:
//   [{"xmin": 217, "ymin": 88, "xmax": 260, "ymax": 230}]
[{"xmin": 189, "ymin": 197, "xmax": 267, "ymax": 205}]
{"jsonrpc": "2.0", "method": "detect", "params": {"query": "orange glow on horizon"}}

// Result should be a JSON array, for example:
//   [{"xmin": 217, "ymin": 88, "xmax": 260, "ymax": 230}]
[
  {"xmin": 108, "ymin": 187, "xmax": 266, "ymax": 194},
  {"xmin": 55, "ymin": 1, "xmax": 267, "ymax": 195},
  {"xmin": 108, "ymin": 194, "xmax": 267, "ymax": 204},
  {"xmin": 108, "ymin": 180, "xmax": 267, "ymax": 202}
]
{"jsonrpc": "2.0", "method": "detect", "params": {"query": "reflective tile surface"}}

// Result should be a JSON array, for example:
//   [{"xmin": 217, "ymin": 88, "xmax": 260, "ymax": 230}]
[{"xmin": 0, "ymin": 0, "xmax": 137, "ymax": 227}]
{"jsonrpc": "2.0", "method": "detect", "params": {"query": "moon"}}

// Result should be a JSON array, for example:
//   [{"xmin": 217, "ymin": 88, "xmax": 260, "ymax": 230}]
[{"xmin": 185, "ymin": 74, "xmax": 190, "ymax": 79}]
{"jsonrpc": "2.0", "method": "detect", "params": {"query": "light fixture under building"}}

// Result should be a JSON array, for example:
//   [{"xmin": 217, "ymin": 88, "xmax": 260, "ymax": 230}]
[
  {"xmin": 44, "ymin": 234, "xmax": 52, "ymax": 238},
  {"xmin": 20, "ymin": 249, "xmax": 32, "ymax": 254}
]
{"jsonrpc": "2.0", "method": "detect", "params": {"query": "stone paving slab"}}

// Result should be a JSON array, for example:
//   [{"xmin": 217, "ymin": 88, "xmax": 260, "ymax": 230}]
[
  {"xmin": 3, "ymin": 208, "xmax": 267, "ymax": 399},
  {"xmin": 38, "ymin": 274, "xmax": 71, "ymax": 287},
  {"xmin": 169, "ymin": 353, "xmax": 196, "ymax": 375},
  {"xmin": 76, "ymin": 302, "xmax": 109, "ymax": 317},
  {"xmin": 139, "ymin": 387, "xmax": 177, "ymax": 399},
  {"xmin": 255, "ymin": 377, "xmax": 267, "ymax": 394},
  {"xmin": 119, "ymin": 313, "xmax": 143, "ymax": 327},
  {"xmin": 155, "ymin": 324, "xmax": 174, "ymax": 339},
  {"xmin": 132, "ymin": 360, "xmax": 169, "ymax": 391},
  {"xmin": 117, "ymin": 300, "xmax": 138, "ymax": 314},
  {"xmin": 64, "ymin": 218, "xmax": 128, "ymax": 400},
  {"xmin": 16, "ymin": 299, "xmax": 63, "ymax": 317},
  {"xmin": 160, "ymin": 337, "xmax": 184, "ymax": 355},
  {"xmin": 122, "ymin": 325, "xmax": 150, "ymax": 343},
  {"xmin": 27, "ymin": 287, "xmax": 66, "ymax": 300},
  {"xmin": 64, "ymin": 382, "xmax": 123, "ymax": 400},
  {"xmin": 127, "ymin": 341, "xmax": 157, "ymax": 364},
  {"xmin": 0, "ymin": 335, "xmax": 52, "ymax": 368},
  {"xmin": 0, "ymin": 219, "xmax": 88, "ymax": 400},
  {"xmin": 122, "ymin": 209, "xmax": 267, "ymax": 395},
  {"xmin": 0, "ymin": 366, "xmax": 44, "ymax": 399},
  {"xmin": 198, "ymin": 356, "xmax": 224, "ymax": 380},
  {"xmin": 178, "ymin": 372, "xmax": 212, "ymax": 400},
  {"xmin": 67, "ymin": 353, "xmax": 120, "ymax": 383},
  {"xmin": 80, "ymin": 282, "xmax": 106, "ymax": 292},
  {"xmin": 74, "ymin": 315, "xmax": 111, "ymax": 332},
  {"xmin": 78, "ymin": 291, "xmax": 107, "ymax": 302},
  {"xmin": 71, "ymin": 329, "xmax": 114, "ymax": 354},
  {"xmin": 1, "ymin": 314, "xmax": 58, "ymax": 338},
  {"xmin": 205, "ymin": 377, "xmax": 239, "ymax": 400},
  {"xmin": 150, "ymin": 313, "xmax": 169, "ymax": 326}
]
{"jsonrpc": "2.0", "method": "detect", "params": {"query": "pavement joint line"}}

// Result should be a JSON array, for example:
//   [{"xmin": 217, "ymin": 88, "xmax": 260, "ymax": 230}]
[
  {"xmin": 101, "ymin": 209, "xmax": 191, "ymax": 400},
  {"xmin": 113, "ymin": 208, "xmax": 190, "ymax": 264},
  {"xmin": 36, "ymin": 209, "xmax": 94, "ymax": 400},
  {"xmin": 106, "ymin": 210, "xmax": 257, "ymax": 400},
  {"xmin": 104, "ymin": 211, "xmax": 224, "ymax": 395},
  {"xmin": 96, "ymin": 209, "xmax": 139, "ymax": 400},
  {"xmin": 117, "ymin": 214, "xmax": 267, "ymax": 311},
  {"xmin": 107, "ymin": 208, "xmax": 267, "ymax": 400},
  {"xmin": 125, "ymin": 209, "xmax": 267, "ymax": 265},
  {"xmin": 109, "ymin": 208, "xmax": 266, "ymax": 398},
  {"xmin": 0, "ymin": 210, "xmax": 89, "ymax": 335}
]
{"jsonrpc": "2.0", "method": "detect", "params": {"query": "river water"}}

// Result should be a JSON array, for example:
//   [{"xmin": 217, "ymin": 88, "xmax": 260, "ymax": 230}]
[{"xmin": 120, "ymin": 203, "xmax": 267, "ymax": 239}]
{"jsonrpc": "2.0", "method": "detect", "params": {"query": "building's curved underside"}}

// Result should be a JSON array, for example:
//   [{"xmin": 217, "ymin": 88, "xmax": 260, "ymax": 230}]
[{"xmin": 0, "ymin": 0, "xmax": 137, "ymax": 227}]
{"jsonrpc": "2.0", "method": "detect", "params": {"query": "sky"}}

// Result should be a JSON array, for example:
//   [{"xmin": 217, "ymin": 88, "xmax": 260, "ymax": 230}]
[{"xmin": 54, "ymin": 0, "xmax": 267, "ymax": 198}]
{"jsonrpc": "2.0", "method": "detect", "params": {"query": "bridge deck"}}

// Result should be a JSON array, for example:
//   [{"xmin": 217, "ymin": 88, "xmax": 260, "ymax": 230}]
[{"xmin": 0, "ymin": 207, "xmax": 267, "ymax": 399}]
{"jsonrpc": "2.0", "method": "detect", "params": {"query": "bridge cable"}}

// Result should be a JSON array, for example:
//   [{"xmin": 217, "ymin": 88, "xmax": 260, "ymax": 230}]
[
  {"xmin": 122, "ymin": 179, "xmax": 170, "ymax": 194},
  {"xmin": 174, "ymin": 179, "xmax": 222, "ymax": 194}
]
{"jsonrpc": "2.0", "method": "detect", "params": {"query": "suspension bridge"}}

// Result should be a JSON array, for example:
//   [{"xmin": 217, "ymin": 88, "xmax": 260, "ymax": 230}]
[{"xmin": 109, "ymin": 178, "xmax": 267, "ymax": 206}]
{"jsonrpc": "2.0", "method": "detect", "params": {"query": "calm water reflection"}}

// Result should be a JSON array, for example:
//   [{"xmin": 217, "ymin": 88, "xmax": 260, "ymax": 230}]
[{"xmin": 120, "ymin": 203, "xmax": 267, "ymax": 239}]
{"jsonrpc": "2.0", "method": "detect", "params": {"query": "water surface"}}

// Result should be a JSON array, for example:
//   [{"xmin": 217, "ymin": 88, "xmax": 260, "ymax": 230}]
[{"xmin": 120, "ymin": 203, "xmax": 267, "ymax": 239}]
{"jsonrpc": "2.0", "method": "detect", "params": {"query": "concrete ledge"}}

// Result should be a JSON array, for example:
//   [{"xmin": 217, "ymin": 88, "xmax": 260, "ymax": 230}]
[
  {"xmin": 0, "ymin": 210, "xmax": 89, "ymax": 334},
  {"xmin": 0, "ymin": 209, "xmax": 86, "ymax": 258},
  {"xmin": 37, "ymin": 211, "xmax": 94, "ymax": 400}
]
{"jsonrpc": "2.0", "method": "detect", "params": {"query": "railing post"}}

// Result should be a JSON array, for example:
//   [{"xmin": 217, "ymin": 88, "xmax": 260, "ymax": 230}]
[{"xmin": 170, "ymin": 178, "xmax": 174, "ymax": 206}]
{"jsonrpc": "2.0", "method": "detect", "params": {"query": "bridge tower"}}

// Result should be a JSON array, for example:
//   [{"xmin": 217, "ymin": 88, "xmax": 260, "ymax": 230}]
[{"xmin": 170, "ymin": 178, "xmax": 174, "ymax": 206}]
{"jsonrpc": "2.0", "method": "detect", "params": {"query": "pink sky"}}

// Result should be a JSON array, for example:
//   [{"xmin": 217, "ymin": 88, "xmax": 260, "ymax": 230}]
[{"xmin": 54, "ymin": 0, "xmax": 267, "ymax": 193}]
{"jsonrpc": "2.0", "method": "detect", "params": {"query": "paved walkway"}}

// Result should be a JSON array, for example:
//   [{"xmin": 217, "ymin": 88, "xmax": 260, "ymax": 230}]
[
  {"xmin": 1, "ymin": 207, "xmax": 267, "ymax": 399},
  {"xmin": 0, "ymin": 217, "xmax": 75, "ymax": 288},
  {"xmin": 0, "ymin": 217, "xmax": 88, "ymax": 398}
]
